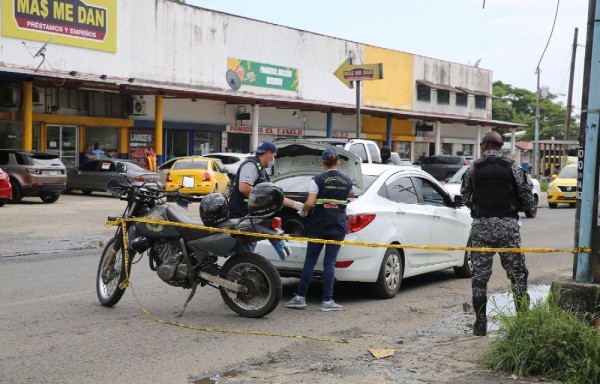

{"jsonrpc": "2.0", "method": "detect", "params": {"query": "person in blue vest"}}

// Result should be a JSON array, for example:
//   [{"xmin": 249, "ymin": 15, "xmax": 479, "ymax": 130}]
[
  {"xmin": 228, "ymin": 140, "xmax": 303, "ymax": 255},
  {"xmin": 285, "ymin": 148, "xmax": 354, "ymax": 312}
]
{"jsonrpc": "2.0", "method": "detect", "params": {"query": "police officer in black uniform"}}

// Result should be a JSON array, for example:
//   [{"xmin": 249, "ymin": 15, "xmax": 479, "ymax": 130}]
[
  {"xmin": 285, "ymin": 148, "xmax": 354, "ymax": 312},
  {"xmin": 228, "ymin": 140, "xmax": 303, "ymax": 254},
  {"xmin": 460, "ymin": 131, "xmax": 534, "ymax": 336}
]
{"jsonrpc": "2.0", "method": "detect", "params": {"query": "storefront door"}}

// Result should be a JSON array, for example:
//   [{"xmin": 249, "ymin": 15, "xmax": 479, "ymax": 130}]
[
  {"xmin": 46, "ymin": 125, "xmax": 78, "ymax": 169},
  {"xmin": 165, "ymin": 130, "xmax": 189, "ymax": 158}
]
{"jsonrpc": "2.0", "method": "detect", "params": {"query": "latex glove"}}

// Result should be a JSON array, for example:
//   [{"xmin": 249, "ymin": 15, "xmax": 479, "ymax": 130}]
[
  {"xmin": 292, "ymin": 201, "xmax": 304, "ymax": 211},
  {"xmin": 297, "ymin": 210, "xmax": 308, "ymax": 217}
]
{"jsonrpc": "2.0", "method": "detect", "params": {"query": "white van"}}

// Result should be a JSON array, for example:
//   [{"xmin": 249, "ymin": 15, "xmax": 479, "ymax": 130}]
[{"xmin": 307, "ymin": 138, "xmax": 382, "ymax": 163}]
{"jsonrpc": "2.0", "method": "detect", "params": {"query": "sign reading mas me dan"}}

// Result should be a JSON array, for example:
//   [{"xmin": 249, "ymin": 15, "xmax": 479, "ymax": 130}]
[{"xmin": 2, "ymin": 0, "xmax": 117, "ymax": 52}]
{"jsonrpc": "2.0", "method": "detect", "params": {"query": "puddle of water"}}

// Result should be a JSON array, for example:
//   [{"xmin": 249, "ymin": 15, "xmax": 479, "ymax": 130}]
[{"xmin": 487, "ymin": 284, "xmax": 550, "ymax": 331}]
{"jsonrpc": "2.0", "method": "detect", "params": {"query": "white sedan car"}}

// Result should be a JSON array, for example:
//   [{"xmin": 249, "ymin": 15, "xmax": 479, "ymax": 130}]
[
  {"xmin": 203, "ymin": 152, "xmax": 252, "ymax": 176},
  {"xmin": 443, "ymin": 165, "xmax": 541, "ymax": 218},
  {"xmin": 255, "ymin": 142, "xmax": 473, "ymax": 299}
]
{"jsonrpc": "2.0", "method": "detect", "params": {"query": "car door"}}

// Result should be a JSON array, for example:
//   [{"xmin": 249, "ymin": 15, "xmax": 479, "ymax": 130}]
[
  {"xmin": 94, "ymin": 161, "xmax": 117, "ymax": 191},
  {"xmin": 383, "ymin": 174, "xmax": 431, "ymax": 268},
  {"xmin": 71, "ymin": 160, "xmax": 100, "ymax": 189},
  {"xmin": 413, "ymin": 176, "xmax": 470, "ymax": 265}
]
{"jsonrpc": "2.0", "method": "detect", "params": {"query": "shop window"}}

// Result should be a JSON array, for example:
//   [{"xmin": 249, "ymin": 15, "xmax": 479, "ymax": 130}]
[
  {"xmin": 437, "ymin": 90, "xmax": 450, "ymax": 105},
  {"xmin": 475, "ymin": 96, "xmax": 487, "ymax": 109},
  {"xmin": 86, "ymin": 126, "xmax": 119, "ymax": 158},
  {"xmin": 193, "ymin": 131, "xmax": 220, "ymax": 155},
  {"xmin": 417, "ymin": 84, "xmax": 431, "ymax": 102},
  {"xmin": 441, "ymin": 143, "xmax": 453, "ymax": 155},
  {"xmin": 456, "ymin": 93, "xmax": 468, "ymax": 106},
  {"xmin": 0, "ymin": 121, "xmax": 39, "ymax": 150}
]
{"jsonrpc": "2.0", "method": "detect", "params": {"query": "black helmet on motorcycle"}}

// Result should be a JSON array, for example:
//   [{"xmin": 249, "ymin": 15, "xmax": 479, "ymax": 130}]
[
  {"xmin": 200, "ymin": 193, "xmax": 229, "ymax": 226},
  {"xmin": 248, "ymin": 182, "xmax": 284, "ymax": 216}
]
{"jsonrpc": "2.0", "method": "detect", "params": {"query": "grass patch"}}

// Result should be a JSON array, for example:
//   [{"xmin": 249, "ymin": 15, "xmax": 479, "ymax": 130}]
[
  {"xmin": 481, "ymin": 296, "xmax": 600, "ymax": 383},
  {"xmin": 540, "ymin": 180, "xmax": 549, "ymax": 192}
]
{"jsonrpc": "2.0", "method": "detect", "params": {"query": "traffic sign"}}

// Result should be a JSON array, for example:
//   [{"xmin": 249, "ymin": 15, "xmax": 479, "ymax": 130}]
[{"xmin": 333, "ymin": 58, "xmax": 383, "ymax": 88}]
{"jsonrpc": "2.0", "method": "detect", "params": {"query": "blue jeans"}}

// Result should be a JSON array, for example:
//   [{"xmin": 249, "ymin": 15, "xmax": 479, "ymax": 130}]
[{"xmin": 296, "ymin": 234, "xmax": 344, "ymax": 302}]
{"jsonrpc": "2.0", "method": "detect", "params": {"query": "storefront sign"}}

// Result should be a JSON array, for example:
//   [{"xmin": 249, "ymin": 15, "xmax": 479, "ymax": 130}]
[
  {"xmin": 228, "ymin": 58, "xmax": 299, "ymax": 92},
  {"xmin": 226, "ymin": 125, "xmax": 303, "ymax": 137},
  {"xmin": 129, "ymin": 131, "xmax": 153, "ymax": 167},
  {"xmin": 333, "ymin": 131, "xmax": 350, "ymax": 138},
  {"xmin": 2, "ymin": 0, "xmax": 117, "ymax": 52}
]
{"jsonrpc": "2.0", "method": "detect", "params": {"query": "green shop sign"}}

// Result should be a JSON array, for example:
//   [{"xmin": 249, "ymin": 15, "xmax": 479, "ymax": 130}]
[{"xmin": 228, "ymin": 58, "xmax": 299, "ymax": 91}]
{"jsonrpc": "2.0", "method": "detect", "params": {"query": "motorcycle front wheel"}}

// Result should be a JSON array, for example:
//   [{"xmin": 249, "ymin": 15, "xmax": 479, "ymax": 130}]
[
  {"xmin": 219, "ymin": 253, "xmax": 282, "ymax": 318},
  {"xmin": 96, "ymin": 238, "xmax": 133, "ymax": 307}
]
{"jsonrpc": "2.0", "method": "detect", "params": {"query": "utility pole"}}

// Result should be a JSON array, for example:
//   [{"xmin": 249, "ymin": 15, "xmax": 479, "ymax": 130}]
[
  {"xmin": 564, "ymin": 28, "xmax": 578, "ymax": 142},
  {"xmin": 533, "ymin": 68, "xmax": 541, "ymax": 178}
]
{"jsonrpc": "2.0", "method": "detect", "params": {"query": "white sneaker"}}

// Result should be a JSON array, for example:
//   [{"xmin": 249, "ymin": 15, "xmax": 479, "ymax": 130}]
[
  {"xmin": 285, "ymin": 295, "xmax": 306, "ymax": 309},
  {"xmin": 320, "ymin": 300, "xmax": 342, "ymax": 312}
]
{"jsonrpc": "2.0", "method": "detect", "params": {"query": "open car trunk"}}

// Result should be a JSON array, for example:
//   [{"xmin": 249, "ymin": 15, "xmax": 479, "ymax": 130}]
[{"xmin": 269, "ymin": 139, "xmax": 363, "ymax": 237}]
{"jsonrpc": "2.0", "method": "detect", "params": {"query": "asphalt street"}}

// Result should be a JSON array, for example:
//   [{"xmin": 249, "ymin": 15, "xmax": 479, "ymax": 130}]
[{"xmin": 0, "ymin": 192, "xmax": 577, "ymax": 384}]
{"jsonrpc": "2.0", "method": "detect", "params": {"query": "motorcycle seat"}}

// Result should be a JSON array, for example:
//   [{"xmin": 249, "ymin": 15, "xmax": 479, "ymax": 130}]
[
  {"xmin": 166, "ymin": 207, "xmax": 206, "ymax": 228},
  {"xmin": 216, "ymin": 219, "xmax": 240, "ymax": 229}
]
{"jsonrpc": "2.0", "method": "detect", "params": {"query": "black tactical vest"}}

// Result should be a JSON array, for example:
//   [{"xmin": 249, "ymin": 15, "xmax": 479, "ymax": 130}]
[
  {"xmin": 307, "ymin": 170, "xmax": 353, "ymax": 237},
  {"xmin": 228, "ymin": 157, "xmax": 270, "ymax": 219},
  {"xmin": 471, "ymin": 156, "xmax": 518, "ymax": 218}
]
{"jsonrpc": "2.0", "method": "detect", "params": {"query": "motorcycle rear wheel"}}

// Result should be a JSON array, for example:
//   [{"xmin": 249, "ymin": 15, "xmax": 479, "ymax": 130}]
[
  {"xmin": 219, "ymin": 253, "xmax": 282, "ymax": 318},
  {"xmin": 96, "ymin": 238, "xmax": 133, "ymax": 307}
]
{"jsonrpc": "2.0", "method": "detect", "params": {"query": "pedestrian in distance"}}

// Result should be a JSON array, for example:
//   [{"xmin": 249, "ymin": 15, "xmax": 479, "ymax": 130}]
[
  {"xmin": 460, "ymin": 131, "xmax": 535, "ymax": 336},
  {"xmin": 146, "ymin": 146, "xmax": 157, "ymax": 172},
  {"xmin": 380, "ymin": 146, "xmax": 394, "ymax": 164},
  {"xmin": 82, "ymin": 145, "xmax": 95, "ymax": 164},
  {"xmin": 228, "ymin": 140, "xmax": 303, "ymax": 255},
  {"xmin": 285, "ymin": 148, "xmax": 354, "ymax": 312},
  {"xmin": 92, "ymin": 143, "xmax": 105, "ymax": 159},
  {"xmin": 553, "ymin": 165, "xmax": 561, "ymax": 176}
]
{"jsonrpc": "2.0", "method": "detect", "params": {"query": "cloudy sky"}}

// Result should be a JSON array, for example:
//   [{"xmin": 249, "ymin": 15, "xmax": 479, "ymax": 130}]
[{"xmin": 187, "ymin": 0, "xmax": 589, "ymax": 112}]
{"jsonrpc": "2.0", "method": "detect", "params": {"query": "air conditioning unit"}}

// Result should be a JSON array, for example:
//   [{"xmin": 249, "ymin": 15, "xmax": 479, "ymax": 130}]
[
  {"xmin": 131, "ymin": 99, "xmax": 147, "ymax": 115},
  {"xmin": 0, "ymin": 87, "xmax": 19, "ymax": 106}
]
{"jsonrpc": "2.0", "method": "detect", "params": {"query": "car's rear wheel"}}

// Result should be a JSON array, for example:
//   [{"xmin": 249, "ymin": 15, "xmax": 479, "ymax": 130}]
[
  {"xmin": 454, "ymin": 238, "xmax": 473, "ymax": 278},
  {"xmin": 549, "ymin": 203, "xmax": 557, "ymax": 209},
  {"xmin": 525, "ymin": 196, "xmax": 538, "ymax": 218},
  {"xmin": 0, "ymin": 199, "xmax": 6, "ymax": 207},
  {"xmin": 369, "ymin": 248, "xmax": 402, "ymax": 299},
  {"xmin": 40, "ymin": 193, "xmax": 60, "ymax": 203},
  {"xmin": 10, "ymin": 180, "xmax": 22, "ymax": 203}
]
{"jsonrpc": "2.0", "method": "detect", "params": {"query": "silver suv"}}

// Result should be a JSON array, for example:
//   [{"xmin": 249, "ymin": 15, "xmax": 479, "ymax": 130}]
[{"xmin": 0, "ymin": 150, "xmax": 67, "ymax": 203}]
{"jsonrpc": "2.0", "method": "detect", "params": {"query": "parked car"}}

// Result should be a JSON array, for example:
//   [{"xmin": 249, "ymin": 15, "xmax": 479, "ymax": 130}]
[
  {"xmin": 420, "ymin": 155, "xmax": 473, "ymax": 180},
  {"xmin": 67, "ymin": 159, "xmax": 162, "ymax": 194},
  {"xmin": 443, "ymin": 165, "xmax": 541, "ymax": 218},
  {"xmin": 0, "ymin": 167, "xmax": 12, "ymax": 206},
  {"xmin": 254, "ymin": 140, "xmax": 472, "ymax": 299},
  {"xmin": 0, "ymin": 149, "xmax": 67, "ymax": 203},
  {"xmin": 547, "ymin": 164, "xmax": 577, "ymax": 209},
  {"xmin": 203, "ymin": 152, "xmax": 252, "ymax": 176},
  {"xmin": 164, "ymin": 157, "xmax": 230, "ymax": 197},
  {"xmin": 308, "ymin": 138, "xmax": 382, "ymax": 164}
]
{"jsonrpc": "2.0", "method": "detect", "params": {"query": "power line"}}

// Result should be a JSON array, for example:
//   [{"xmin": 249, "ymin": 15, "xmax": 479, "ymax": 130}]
[{"xmin": 536, "ymin": 0, "xmax": 560, "ymax": 71}]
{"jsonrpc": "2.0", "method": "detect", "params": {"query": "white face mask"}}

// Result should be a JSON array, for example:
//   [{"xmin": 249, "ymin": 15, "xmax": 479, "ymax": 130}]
[{"xmin": 268, "ymin": 158, "xmax": 275, "ymax": 168}]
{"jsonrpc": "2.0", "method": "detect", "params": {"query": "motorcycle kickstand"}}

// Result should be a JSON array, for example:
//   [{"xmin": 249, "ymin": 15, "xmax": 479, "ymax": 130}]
[{"xmin": 176, "ymin": 284, "xmax": 198, "ymax": 318}]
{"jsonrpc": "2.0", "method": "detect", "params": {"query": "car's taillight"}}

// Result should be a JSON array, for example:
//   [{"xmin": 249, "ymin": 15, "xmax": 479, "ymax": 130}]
[
  {"xmin": 134, "ymin": 176, "xmax": 144, "ymax": 182},
  {"xmin": 203, "ymin": 172, "xmax": 211, "ymax": 181},
  {"xmin": 347, "ymin": 214, "xmax": 376, "ymax": 233},
  {"xmin": 335, "ymin": 260, "xmax": 354, "ymax": 268},
  {"xmin": 463, "ymin": 161, "xmax": 468, "ymax": 166},
  {"xmin": 26, "ymin": 168, "xmax": 42, "ymax": 175},
  {"xmin": 271, "ymin": 217, "xmax": 282, "ymax": 230},
  {"xmin": 166, "ymin": 172, "xmax": 172, "ymax": 182}
]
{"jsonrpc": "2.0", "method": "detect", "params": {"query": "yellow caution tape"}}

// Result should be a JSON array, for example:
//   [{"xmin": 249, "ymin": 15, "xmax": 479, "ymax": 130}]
[
  {"xmin": 109, "ymin": 218, "xmax": 347, "ymax": 344},
  {"xmin": 107, "ymin": 217, "xmax": 589, "ymax": 254}
]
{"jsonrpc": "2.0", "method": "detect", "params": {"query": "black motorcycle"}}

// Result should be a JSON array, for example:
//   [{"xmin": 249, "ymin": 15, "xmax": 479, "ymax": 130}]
[{"xmin": 96, "ymin": 173, "xmax": 287, "ymax": 318}]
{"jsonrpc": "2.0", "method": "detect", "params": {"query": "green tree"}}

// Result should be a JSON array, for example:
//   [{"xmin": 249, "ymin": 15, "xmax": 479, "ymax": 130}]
[{"xmin": 491, "ymin": 81, "xmax": 578, "ymax": 141}]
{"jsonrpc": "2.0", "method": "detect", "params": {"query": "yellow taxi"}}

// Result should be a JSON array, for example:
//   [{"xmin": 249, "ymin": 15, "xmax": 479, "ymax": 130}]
[
  {"xmin": 165, "ymin": 157, "xmax": 230, "ymax": 196},
  {"xmin": 546, "ymin": 164, "xmax": 577, "ymax": 208}
]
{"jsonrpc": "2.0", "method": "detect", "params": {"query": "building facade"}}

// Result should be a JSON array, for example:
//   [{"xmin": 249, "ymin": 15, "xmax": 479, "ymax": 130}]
[{"xmin": 0, "ymin": 0, "xmax": 519, "ymax": 167}]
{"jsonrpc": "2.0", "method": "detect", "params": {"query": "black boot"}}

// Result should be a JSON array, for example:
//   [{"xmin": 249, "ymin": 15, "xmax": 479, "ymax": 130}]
[
  {"xmin": 514, "ymin": 293, "xmax": 530, "ymax": 314},
  {"xmin": 473, "ymin": 296, "xmax": 487, "ymax": 336}
]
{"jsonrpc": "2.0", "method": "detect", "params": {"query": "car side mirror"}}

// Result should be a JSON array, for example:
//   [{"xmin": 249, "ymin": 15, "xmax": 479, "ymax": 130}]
[
  {"xmin": 182, "ymin": 176, "xmax": 195, "ymax": 189},
  {"xmin": 116, "ymin": 162, "xmax": 127, "ymax": 174},
  {"xmin": 551, "ymin": 174, "xmax": 558, "ymax": 179},
  {"xmin": 453, "ymin": 195, "xmax": 464, "ymax": 207}
]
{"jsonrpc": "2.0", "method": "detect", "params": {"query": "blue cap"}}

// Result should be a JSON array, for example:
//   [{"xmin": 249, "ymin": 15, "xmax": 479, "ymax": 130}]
[
  {"xmin": 321, "ymin": 148, "xmax": 339, "ymax": 160},
  {"xmin": 255, "ymin": 140, "xmax": 277, "ymax": 154}
]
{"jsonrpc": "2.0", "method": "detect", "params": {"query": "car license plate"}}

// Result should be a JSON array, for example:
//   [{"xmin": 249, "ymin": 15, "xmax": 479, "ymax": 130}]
[
  {"xmin": 49, "ymin": 171, "xmax": 58, "ymax": 176},
  {"xmin": 564, "ymin": 192, "xmax": 575, "ymax": 198}
]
